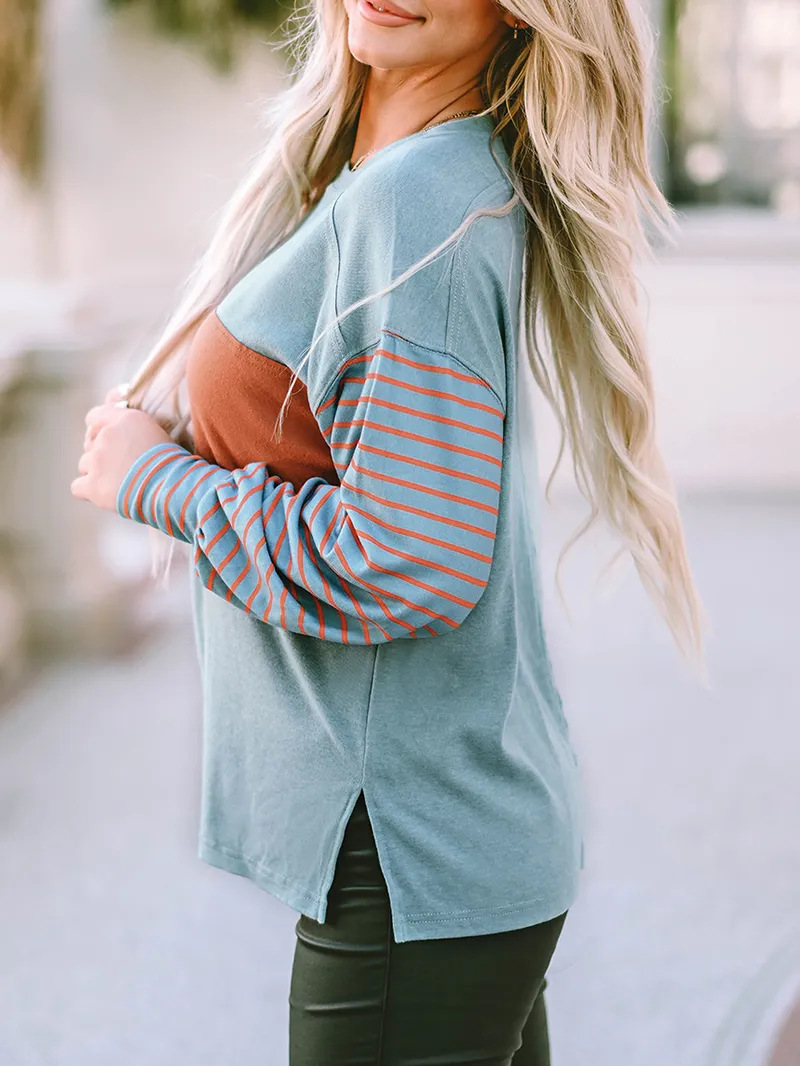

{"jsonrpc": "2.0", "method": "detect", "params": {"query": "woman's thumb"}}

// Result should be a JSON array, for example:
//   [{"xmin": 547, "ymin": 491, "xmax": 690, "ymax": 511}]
[{"xmin": 104, "ymin": 382, "xmax": 131, "ymax": 405}]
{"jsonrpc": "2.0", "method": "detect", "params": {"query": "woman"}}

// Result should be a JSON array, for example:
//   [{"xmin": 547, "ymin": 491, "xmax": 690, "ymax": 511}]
[{"xmin": 72, "ymin": 0, "xmax": 705, "ymax": 1060}]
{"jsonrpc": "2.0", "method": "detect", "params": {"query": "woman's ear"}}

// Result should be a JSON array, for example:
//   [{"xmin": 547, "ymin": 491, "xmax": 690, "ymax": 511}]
[
  {"xmin": 501, "ymin": 12, "xmax": 530, "ymax": 33},
  {"xmin": 489, "ymin": 2, "xmax": 530, "ymax": 35}
]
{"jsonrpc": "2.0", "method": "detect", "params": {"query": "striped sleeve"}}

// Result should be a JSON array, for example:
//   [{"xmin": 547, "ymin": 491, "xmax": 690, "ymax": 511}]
[{"xmin": 116, "ymin": 329, "xmax": 505, "ymax": 644}]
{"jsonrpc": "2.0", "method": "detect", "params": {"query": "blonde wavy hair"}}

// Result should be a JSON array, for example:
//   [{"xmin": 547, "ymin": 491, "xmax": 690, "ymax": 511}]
[{"xmin": 123, "ymin": 0, "xmax": 708, "ymax": 674}]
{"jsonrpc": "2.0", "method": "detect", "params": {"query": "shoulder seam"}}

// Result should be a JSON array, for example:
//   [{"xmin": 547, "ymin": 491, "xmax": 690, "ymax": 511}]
[
  {"xmin": 312, "ymin": 327, "xmax": 505, "ymax": 418},
  {"xmin": 446, "ymin": 180, "xmax": 516, "ymax": 413},
  {"xmin": 384, "ymin": 328, "xmax": 507, "ymax": 412},
  {"xmin": 323, "ymin": 174, "xmax": 512, "ymax": 417},
  {"xmin": 445, "ymin": 176, "xmax": 511, "ymax": 358},
  {"xmin": 437, "ymin": 179, "xmax": 511, "ymax": 381}
]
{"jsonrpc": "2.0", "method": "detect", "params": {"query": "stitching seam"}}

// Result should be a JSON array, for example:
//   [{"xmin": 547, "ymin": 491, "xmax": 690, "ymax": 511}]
[
  {"xmin": 312, "ymin": 329, "xmax": 505, "ymax": 420},
  {"xmin": 319, "ymin": 178, "xmax": 510, "ymax": 415},
  {"xmin": 199, "ymin": 838, "xmax": 324, "ymax": 907},
  {"xmin": 405, "ymin": 895, "xmax": 555, "ymax": 922}
]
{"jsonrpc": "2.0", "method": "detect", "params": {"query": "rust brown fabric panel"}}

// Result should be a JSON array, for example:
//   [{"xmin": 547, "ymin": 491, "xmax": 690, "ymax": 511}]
[{"xmin": 186, "ymin": 309, "xmax": 339, "ymax": 487}]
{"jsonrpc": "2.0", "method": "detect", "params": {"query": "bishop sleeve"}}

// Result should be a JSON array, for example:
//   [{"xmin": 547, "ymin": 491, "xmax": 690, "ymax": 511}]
[{"xmin": 115, "ymin": 329, "xmax": 506, "ymax": 644}]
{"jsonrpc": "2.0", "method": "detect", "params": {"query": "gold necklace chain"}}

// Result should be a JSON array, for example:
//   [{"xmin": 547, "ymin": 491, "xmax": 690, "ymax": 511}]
[{"xmin": 350, "ymin": 108, "xmax": 483, "ymax": 171}]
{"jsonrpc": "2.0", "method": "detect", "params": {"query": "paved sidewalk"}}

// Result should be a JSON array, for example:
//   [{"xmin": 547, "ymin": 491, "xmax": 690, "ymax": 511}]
[{"xmin": 1, "ymin": 497, "xmax": 798, "ymax": 1066}]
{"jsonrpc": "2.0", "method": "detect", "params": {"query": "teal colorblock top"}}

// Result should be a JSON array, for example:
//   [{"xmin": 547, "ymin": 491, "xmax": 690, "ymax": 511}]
[{"xmin": 116, "ymin": 114, "xmax": 584, "ymax": 942}]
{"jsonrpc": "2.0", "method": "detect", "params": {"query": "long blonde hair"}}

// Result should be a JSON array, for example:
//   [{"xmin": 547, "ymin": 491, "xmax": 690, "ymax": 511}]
[{"xmin": 124, "ymin": 0, "xmax": 707, "ymax": 673}]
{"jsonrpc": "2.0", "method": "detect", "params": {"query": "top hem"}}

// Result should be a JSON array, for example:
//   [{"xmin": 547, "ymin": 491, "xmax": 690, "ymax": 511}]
[{"xmin": 197, "ymin": 836, "xmax": 579, "ymax": 945}]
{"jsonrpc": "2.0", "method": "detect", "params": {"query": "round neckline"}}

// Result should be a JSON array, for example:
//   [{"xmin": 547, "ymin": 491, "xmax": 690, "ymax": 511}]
[{"xmin": 342, "ymin": 112, "xmax": 495, "ymax": 177}]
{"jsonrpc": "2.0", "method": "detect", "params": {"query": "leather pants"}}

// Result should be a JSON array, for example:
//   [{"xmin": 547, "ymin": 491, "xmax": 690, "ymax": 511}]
[{"xmin": 289, "ymin": 791, "xmax": 568, "ymax": 1065}]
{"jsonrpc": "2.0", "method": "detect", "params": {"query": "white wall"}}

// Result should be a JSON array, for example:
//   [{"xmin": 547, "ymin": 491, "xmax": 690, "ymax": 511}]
[
  {"xmin": 533, "ymin": 234, "xmax": 800, "ymax": 495},
  {"xmin": 1, "ymin": 0, "xmax": 282, "ymax": 294},
  {"xmin": 2, "ymin": 0, "xmax": 798, "ymax": 494}
]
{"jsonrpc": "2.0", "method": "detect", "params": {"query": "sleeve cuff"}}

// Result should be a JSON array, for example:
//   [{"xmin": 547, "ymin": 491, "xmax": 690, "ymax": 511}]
[{"xmin": 116, "ymin": 441, "xmax": 230, "ymax": 544}]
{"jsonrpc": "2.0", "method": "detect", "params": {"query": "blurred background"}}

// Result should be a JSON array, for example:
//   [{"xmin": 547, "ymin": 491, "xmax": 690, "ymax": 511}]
[{"xmin": 0, "ymin": 1, "xmax": 798, "ymax": 1064}]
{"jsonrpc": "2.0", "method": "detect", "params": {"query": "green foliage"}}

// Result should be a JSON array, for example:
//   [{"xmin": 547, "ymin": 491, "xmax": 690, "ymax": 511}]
[
  {"xmin": 0, "ymin": 359, "xmax": 64, "ymax": 439},
  {"xmin": 106, "ymin": 0, "xmax": 290, "ymax": 71},
  {"xmin": 0, "ymin": 358, "xmax": 64, "ymax": 653},
  {"xmin": 0, "ymin": 0, "xmax": 44, "ymax": 184}
]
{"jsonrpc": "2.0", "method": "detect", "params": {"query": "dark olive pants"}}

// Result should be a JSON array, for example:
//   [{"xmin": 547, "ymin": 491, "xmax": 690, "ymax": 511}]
[{"xmin": 289, "ymin": 792, "xmax": 568, "ymax": 1065}]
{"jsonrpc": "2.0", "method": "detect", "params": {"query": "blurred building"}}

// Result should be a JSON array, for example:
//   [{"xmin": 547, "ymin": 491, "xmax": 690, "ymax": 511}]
[{"xmin": 0, "ymin": 0, "xmax": 798, "ymax": 692}]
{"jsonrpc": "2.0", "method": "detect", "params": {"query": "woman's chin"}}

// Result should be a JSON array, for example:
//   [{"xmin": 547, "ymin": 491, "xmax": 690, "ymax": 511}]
[{"xmin": 347, "ymin": 32, "xmax": 422, "ymax": 67}]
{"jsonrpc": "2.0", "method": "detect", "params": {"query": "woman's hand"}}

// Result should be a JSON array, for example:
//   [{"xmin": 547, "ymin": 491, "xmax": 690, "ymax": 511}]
[{"xmin": 71, "ymin": 384, "xmax": 176, "ymax": 512}]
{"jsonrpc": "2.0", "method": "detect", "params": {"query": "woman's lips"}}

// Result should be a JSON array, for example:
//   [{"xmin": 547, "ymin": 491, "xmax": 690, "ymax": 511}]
[
  {"xmin": 357, "ymin": 0, "xmax": 423, "ymax": 25},
  {"xmin": 367, "ymin": 0, "xmax": 418, "ymax": 16}
]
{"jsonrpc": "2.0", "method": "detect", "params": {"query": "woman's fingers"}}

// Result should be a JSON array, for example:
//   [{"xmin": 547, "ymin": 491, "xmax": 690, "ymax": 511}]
[
  {"xmin": 70, "ymin": 473, "xmax": 90, "ymax": 501},
  {"xmin": 83, "ymin": 383, "xmax": 130, "ymax": 449},
  {"xmin": 84, "ymin": 384, "xmax": 130, "ymax": 449},
  {"xmin": 104, "ymin": 382, "xmax": 130, "ymax": 406}
]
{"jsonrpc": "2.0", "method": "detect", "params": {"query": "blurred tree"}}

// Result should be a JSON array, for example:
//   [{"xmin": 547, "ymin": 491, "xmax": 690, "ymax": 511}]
[
  {"xmin": 0, "ymin": 0, "xmax": 44, "ymax": 185},
  {"xmin": 105, "ymin": 0, "xmax": 289, "ymax": 71}
]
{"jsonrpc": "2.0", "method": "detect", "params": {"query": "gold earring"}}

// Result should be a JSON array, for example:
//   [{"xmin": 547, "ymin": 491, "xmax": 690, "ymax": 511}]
[{"xmin": 513, "ymin": 21, "xmax": 518, "ymax": 39}]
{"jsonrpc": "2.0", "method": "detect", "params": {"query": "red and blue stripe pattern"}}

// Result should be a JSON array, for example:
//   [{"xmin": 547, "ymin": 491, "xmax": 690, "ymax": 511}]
[{"xmin": 117, "ymin": 330, "xmax": 505, "ymax": 644}]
